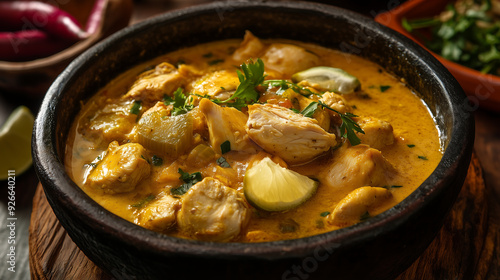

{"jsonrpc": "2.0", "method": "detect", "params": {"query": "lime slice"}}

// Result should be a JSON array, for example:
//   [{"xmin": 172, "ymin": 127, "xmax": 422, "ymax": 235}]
[
  {"xmin": 291, "ymin": 66, "xmax": 361, "ymax": 94},
  {"xmin": 0, "ymin": 106, "xmax": 34, "ymax": 180},
  {"xmin": 243, "ymin": 157, "xmax": 318, "ymax": 211}
]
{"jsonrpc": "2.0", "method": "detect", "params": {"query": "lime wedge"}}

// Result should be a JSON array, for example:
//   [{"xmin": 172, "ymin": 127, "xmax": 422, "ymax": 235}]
[
  {"xmin": 243, "ymin": 157, "xmax": 318, "ymax": 212},
  {"xmin": 291, "ymin": 66, "xmax": 360, "ymax": 94},
  {"xmin": 0, "ymin": 106, "xmax": 35, "ymax": 180}
]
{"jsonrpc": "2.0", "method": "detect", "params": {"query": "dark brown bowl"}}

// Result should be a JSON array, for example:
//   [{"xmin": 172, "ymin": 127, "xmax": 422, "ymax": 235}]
[{"xmin": 32, "ymin": 2, "xmax": 474, "ymax": 280}]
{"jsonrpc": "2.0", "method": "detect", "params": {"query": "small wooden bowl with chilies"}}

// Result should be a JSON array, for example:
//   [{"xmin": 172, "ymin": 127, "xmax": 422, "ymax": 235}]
[{"xmin": 0, "ymin": 0, "xmax": 132, "ymax": 96}]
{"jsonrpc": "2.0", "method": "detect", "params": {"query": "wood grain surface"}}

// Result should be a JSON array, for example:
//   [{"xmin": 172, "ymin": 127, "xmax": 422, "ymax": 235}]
[{"xmin": 28, "ymin": 154, "xmax": 500, "ymax": 280}]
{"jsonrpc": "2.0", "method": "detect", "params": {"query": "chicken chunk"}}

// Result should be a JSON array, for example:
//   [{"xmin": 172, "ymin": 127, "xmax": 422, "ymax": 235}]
[
  {"xmin": 191, "ymin": 70, "xmax": 240, "ymax": 101},
  {"xmin": 78, "ymin": 99, "xmax": 136, "ymax": 144},
  {"xmin": 177, "ymin": 177, "xmax": 250, "ymax": 242},
  {"xmin": 137, "ymin": 193, "xmax": 181, "ymax": 233},
  {"xmin": 356, "ymin": 117, "xmax": 394, "ymax": 149},
  {"xmin": 232, "ymin": 31, "xmax": 266, "ymax": 63},
  {"xmin": 328, "ymin": 186, "xmax": 393, "ymax": 227},
  {"xmin": 320, "ymin": 91, "xmax": 351, "ymax": 125},
  {"xmin": 86, "ymin": 141, "xmax": 151, "ymax": 194},
  {"xmin": 123, "ymin": 62, "xmax": 186, "ymax": 104},
  {"xmin": 246, "ymin": 103, "xmax": 336, "ymax": 164},
  {"xmin": 199, "ymin": 98, "xmax": 259, "ymax": 154},
  {"xmin": 321, "ymin": 145, "xmax": 396, "ymax": 193},
  {"xmin": 261, "ymin": 43, "xmax": 319, "ymax": 77}
]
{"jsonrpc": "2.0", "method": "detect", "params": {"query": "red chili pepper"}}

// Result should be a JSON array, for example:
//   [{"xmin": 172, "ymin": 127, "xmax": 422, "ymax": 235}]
[
  {"xmin": 0, "ymin": 30, "xmax": 72, "ymax": 61},
  {"xmin": 0, "ymin": 1, "xmax": 85, "ymax": 41},
  {"xmin": 85, "ymin": 0, "xmax": 106, "ymax": 35}
]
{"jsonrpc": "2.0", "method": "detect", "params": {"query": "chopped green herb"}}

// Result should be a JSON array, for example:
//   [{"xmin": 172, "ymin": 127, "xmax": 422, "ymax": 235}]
[
  {"xmin": 130, "ymin": 100, "xmax": 142, "ymax": 115},
  {"xmin": 163, "ymin": 88, "xmax": 194, "ymax": 116},
  {"xmin": 208, "ymin": 59, "xmax": 224, "ymax": 65},
  {"xmin": 220, "ymin": 140, "xmax": 231, "ymax": 154},
  {"xmin": 320, "ymin": 101, "xmax": 364, "ymax": 146},
  {"xmin": 152, "ymin": 155, "xmax": 163, "ymax": 166},
  {"xmin": 297, "ymin": 100, "xmax": 364, "ymax": 146},
  {"xmin": 290, "ymin": 108, "xmax": 300, "ymax": 114},
  {"xmin": 418, "ymin": 155, "xmax": 428, "ymax": 160},
  {"xmin": 171, "ymin": 169, "xmax": 203, "ymax": 196},
  {"xmin": 352, "ymin": 105, "xmax": 357, "ymax": 109},
  {"xmin": 202, "ymin": 52, "xmax": 213, "ymax": 58},
  {"xmin": 140, "ymin": 155, "xmax": 150, "ymax": 164},
  {"xmin": 407, "ymin": 144, "xmax": 416, "ymax": 148},
  {"xmin": 220, "ymin": 86, "xmax": 226, "ymax": 90},
  {"xmin": 216, "ymin": 157, "xmax": 231, "ymax": 168},
  {"xmin": 380, "ymin": 85, "xmax": 391, "ymax": 92},
  {"xmin": 320, "ymin": 211, "xmax": 331, "ymax": 217},
  {"xmin": 131, "ymin": 194, "xmax": 155, "ymax": 208},
  {"xmin": 390, "ymin": 185, "xmax": 403, "ymax": 188},
  {"xmin": 360, "ymin": 211, "xmax": 371, "ymax": 221},
  {"xmin": 300, "ymin": 102, "xmax": 320, "ymax": 118}
]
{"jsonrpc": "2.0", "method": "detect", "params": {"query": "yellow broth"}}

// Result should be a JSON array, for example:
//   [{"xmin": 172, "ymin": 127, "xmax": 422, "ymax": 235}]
[{"xmin": 65, "ymin": 34, "xmax": 442, "ymax": 242}]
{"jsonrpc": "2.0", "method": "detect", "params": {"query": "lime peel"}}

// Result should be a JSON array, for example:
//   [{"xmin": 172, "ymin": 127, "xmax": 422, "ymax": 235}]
[{"xmin": 243, "ymin": 157, "xmax": 318, "ymax": 212}]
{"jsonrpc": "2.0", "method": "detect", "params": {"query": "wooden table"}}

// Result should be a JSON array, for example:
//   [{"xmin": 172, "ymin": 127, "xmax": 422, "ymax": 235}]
[{"xmin": 1, "ymin": 0, "xmax": 499, "ymax": 279}]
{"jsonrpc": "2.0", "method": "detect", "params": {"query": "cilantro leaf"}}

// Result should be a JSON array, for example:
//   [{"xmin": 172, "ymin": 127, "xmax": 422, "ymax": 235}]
[
  {"xmin": 216, "ymin": 157, "xmax": 231, "ymax": 168},
  {"xmin": 163, "ymin": 88, "xmax": 194, "ymax": 116},
  {"xmin": 220, "ymin": 140, "xmax": 231, "ymax": 154},
  {"xmin": 130, "ymin": 100, "xmax": 142, "ymax": 115}
]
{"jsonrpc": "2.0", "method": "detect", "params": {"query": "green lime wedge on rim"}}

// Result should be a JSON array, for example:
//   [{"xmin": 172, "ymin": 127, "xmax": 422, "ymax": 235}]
[{"xmin": 0, "ymin": 106, "xmax": 34, "ymax": 180}]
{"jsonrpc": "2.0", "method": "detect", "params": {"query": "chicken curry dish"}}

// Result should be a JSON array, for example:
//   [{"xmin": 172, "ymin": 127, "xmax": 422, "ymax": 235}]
[{"xmin": 65, "ymin": 32, "xmax": 442, "ymax": 242}]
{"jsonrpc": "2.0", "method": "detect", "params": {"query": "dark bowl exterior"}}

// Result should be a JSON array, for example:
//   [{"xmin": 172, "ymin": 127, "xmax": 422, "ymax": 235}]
[{"xmin": 32, "ymin": 2, "xmax": 474, "ymax": 280}]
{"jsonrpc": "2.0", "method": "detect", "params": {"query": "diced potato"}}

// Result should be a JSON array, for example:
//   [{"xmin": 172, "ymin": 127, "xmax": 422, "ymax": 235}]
[{"xmin": 136, "ymin": 108, "xmax": 194, "ymax": 157}]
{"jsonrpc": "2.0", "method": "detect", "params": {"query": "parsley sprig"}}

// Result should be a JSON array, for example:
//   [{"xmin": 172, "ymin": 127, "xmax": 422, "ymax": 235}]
[
  {"xmin": 217, "ymin": 58, "xmax": 266, "ymax": 110},
  {"xmin": 163, "ymin": 88, "xmax": 194, "ymax": 116},
  {"xmin": 300, "ymin": 101, "xmax": 364, "ymax": 146}
]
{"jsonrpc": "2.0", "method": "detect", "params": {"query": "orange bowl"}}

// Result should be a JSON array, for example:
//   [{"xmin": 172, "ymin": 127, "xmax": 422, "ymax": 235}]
[{"xmin": 375, "ymin": 0, "xmax": 500, "ymax": 112}]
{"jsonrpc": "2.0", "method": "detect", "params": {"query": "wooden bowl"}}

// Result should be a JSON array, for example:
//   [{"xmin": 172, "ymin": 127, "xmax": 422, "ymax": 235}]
[
  {"xmin": 32, "ymin": 2, "xmax": 474, "ymax": 280},
  {"xmin": 375, "ymin": 0, "xmax": 500, "ymax": 112},
  {"xmin": 0, "ymin": 0, "xmax": 133, "ymax": 96}
]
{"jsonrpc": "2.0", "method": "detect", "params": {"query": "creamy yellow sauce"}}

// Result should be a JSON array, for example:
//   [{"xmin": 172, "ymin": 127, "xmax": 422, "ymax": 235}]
[{"xmin": 65, "ymin": 35, "xmax": 442, "ymax": 242}]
